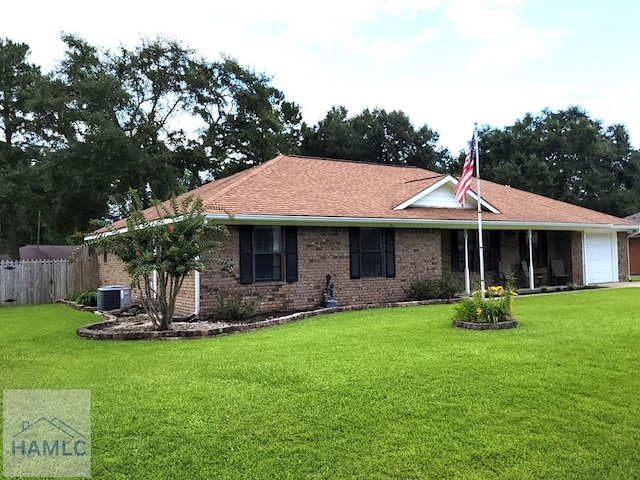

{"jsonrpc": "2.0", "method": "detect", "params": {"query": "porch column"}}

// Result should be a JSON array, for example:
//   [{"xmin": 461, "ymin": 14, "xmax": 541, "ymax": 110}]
[
  {"xmin": 463, "ymin": 229, "xmax": 471, "ymax": 295},
  {"xmin": 527, "ymin": 229, "xmax": 535, "ymax": 289}
]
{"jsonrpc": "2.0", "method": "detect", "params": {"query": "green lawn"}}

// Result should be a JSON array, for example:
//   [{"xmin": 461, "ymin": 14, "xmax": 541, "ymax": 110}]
[{"xmin": 2, "ymin": 289, "xmax": 640, "ymax": 479}]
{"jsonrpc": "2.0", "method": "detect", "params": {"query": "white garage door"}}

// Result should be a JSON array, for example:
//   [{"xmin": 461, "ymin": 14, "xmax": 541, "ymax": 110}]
[{"xmin": 584, "ymin": 232, "xmax": 617, "ymax": 284}]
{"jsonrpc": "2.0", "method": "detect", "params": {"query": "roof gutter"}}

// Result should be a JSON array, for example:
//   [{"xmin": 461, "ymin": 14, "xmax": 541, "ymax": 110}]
[
  {"xmin": 205, "ymin": 213, "xmax": 638, "ymax": 233},
  {"xmin": 84, "ymin": 217, "xmax": 182, "ymax": 241}
]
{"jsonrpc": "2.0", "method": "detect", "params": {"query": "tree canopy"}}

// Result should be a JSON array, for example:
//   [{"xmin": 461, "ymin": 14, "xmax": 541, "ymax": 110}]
[
  {"xmin": 0, "ymin": 35, "xmax": 302, "ymax": 257},
  {"xmin": 1, "ymin": 34, "xmax": 639, "ymax": 259},
  {"xmin": 470, "ymin": 107, "xmax": 640, "ymax": 217},
  {"xmin": 301, "ymin": 106, "xmax": 452, "ymax": 171},
  {"xmin": 0, "ymin": 38, "xmax": 47, "ymax": 259}
]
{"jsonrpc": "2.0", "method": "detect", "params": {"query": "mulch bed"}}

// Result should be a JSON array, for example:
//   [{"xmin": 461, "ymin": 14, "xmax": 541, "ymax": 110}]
[
  {"xmin": 73, "ymin": 298, "xmax": 460, "ymax": 341},
  {"xmin": 76, "ymin": 309, "xmax": 324, "ymax": 340}
]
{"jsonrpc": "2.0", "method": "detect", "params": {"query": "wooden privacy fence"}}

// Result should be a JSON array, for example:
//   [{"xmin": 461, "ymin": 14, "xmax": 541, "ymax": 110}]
[{"xmin": 0, "ymin": 257, "xmax": 99, "ymax": 306}]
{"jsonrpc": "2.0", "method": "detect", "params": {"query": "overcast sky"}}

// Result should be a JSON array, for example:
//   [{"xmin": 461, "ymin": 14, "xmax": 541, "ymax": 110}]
[{"xmin": 4, "ymin": 0, "xmax": 639, "ymax": 154}]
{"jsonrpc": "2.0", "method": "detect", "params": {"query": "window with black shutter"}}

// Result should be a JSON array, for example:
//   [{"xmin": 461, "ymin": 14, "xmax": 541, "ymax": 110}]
[
  {"xmin": 238, "ymin": 226, "xmax": 298, "ymax": 284},
  {"xmin": 254, "ymin": 226, "xmax": 283, "ymax": 281},
  {"xmin": 350, "ymin": 228, "xmax": 395, "ymax": 278}
]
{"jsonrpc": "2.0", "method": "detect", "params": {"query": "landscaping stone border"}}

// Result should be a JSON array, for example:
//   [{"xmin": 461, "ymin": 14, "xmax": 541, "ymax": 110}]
[
  {"xmin": 452, "ymin": 319, "xmax": 518, "ymax": 330},
  {"xmin": 76, "ymin": 298, "xmax": 459, "ymax": 341},
  {"xmin": 59, "ymin": 299, "xmax": 98, "ymax": 313}
]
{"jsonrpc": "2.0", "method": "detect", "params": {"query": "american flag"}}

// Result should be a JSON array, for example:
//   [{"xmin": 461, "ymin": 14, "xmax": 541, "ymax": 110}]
[{"xmin": 454, "ymin": 132, "xmax": 476, "ymax": 207}]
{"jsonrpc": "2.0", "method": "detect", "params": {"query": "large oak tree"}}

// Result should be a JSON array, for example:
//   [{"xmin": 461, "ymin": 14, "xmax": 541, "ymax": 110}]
[
  {"xmin": 468, "ymin": 107, "xmax": 640, "ymax": 217},
  {"xmin": 301, "ymin": 106, "xmax": 452, "ymax": 171},
  {"xmin": 0, "ymin": 38, "xmax": 49, "ymax": 258},
  {"xmin": 0, "ymin": 35, "xmax": 303, "ymax": 257}
]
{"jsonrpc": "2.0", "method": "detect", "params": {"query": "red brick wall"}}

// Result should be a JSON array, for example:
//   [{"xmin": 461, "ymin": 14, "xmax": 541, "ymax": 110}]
[
  {"xmin": 570, "ymin": 232, "xmax": 584, "ymax": 285},
  {"xmin": 629, "ymin": 237, "xmax": 640, "ymax": 275},
  {"xmin": 199, "ymin": 226, "xmax": 444, "ymax": 316},
  {"xmin": 98, "ymin": 254, "xmax": 195, "ymax": 315},
  {"xmin": 174, "ymin": 274, "xmax": 196, "ymax": 316},
  {"xmin": 98, "ymin": 254, "xmax": 132, "ymax": 288},
  {"xmin": 618, "ymin": 231, "xmax": 630, "ymax": 281}
]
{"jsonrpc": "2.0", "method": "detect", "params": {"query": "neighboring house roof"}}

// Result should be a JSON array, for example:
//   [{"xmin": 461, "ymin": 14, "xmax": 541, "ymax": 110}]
[
  {"xmin": 625, "ymin": 212, "xmax": 640, "ymax": 223},
  {"xmin": 19, "ymin": 245, "xmax": 81, "ymax": 260},
  {"xmin": 106, "ymin": 155, "xmax": 637, "ymax": 232},
  {"xmin": 625, "ymin": 213, "xmax": 640, "ymax": 237}
]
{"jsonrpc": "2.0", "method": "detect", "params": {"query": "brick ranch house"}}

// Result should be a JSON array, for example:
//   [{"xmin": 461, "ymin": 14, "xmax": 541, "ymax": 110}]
[{"xmin": 97, "ymin": 155, "xmax": 639, "ymax": 317}]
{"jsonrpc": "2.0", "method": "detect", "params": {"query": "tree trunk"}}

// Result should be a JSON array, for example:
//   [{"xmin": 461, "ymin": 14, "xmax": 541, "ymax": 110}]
[{"xmin": 157, "ymin": 272, "xmax": 174, "ymax": 331}]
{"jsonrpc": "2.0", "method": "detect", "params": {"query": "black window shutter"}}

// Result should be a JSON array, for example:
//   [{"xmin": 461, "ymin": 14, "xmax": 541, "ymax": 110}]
[
  {"xmin": 385, "ymin": 229, "xmax": 396, "ymax": 277},
  {"xmin": 284, "ymin": 226, "xmax": 298, "ymax": 282},
  {"xmin": 239, "ymin": 226, "xmax": 254, "ymax": 284},
  {"xmin": 349, "ymin": 228, "xmax": 361, "ymax": 279}
]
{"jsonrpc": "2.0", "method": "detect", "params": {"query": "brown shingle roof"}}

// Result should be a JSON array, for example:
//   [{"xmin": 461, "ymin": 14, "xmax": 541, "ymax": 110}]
[{"xmin": 108, "ymin": 155, "xmax": 634, "ymax": 230}]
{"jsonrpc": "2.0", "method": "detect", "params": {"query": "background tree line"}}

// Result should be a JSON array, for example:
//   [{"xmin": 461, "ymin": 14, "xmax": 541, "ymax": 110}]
[{"xmin": 2, "ymin": 36, "xmax": 639, "ymax": 258}]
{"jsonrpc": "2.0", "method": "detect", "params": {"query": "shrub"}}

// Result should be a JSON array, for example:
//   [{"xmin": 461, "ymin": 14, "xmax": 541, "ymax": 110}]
[
  {"xmin": 404, "ymin": 273, "xmax": 464, "ymax": 301},
  {"xmin": 452, "ymin": 284, "xmax": 516, "ymax": 323},
  {"xmin": 65, "ymin": 290, "xmax": 97, "ymax": 307},
  {"xmin": 212, "ymin": 294, "xmax": 258, "ymax": 322}
]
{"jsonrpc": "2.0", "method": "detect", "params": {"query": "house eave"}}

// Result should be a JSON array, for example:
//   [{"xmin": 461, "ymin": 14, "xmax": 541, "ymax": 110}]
[
  {"xmin": 84, "ymin": 217, "xmax": 180, "ymax": 240},
  {"xmin": 207, "ymin": 214, "xmax": 634, "ymax": 232}
]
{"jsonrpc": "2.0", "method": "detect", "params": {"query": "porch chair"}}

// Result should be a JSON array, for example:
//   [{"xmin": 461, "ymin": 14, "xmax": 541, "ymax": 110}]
[
  {"xmin": 550, "ymin": 259, "xmax": 569, "ymax": 285},
  {"xmin": 520, "ymin": 260, "xmax": 542, "ymax": 288}
]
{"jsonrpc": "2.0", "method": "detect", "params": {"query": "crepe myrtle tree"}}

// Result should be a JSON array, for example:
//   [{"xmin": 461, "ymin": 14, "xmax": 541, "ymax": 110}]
[{"xmin": 92, "ymin": 194, "xmax": 230, "ymax": 330}]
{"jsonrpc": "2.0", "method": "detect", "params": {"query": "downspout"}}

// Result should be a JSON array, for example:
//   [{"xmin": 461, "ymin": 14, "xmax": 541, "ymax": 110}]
[
  {"xmin": 627, "ymin": 231, "xmax": 633, "ymax": 281},
  {"xmin": 194, "ymin": 256, "xmax": 200, "ymax": 318},
  {"xmin": 152, "ymin": 246, "xmax": 158, "ymax": 299},
  {"xmin": 152, "ymin": 270, "xmax": 158, "ymax": 298},
  {"xmin": 582, "ymin": 232, "xmax": 589, "ymax": 285},
  {"xmin": 527, "ymin": 229, "xmax": 535, "ymax": 290}
]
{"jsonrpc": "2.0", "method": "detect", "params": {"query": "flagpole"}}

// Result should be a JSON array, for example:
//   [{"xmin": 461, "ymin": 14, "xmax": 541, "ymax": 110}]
[
  {"xmin": 474, "ymin": 123, "xmax": 486, "ymax": 300},
  {"xmin": 463, "ymin": 229, "xmax": 470, "ymax": 295}
]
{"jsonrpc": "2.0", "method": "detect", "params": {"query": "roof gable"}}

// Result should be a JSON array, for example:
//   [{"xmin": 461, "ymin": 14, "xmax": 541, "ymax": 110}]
[{"xmin": 393, "ymin": 175, "xmax": 500, "ymax": 213}]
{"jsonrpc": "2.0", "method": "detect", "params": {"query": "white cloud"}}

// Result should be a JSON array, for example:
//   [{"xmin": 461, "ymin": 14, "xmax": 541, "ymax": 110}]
[
  {"xmin": 445, "ymin": 0, "xmax": 566, "ymax": 71},
  {"xmin": 365, "ymin": 28, "xmax": 438, "ymax": 62},
  {"xmin": 414, "ymin": 28, "xmax": 439, "ymax": 46},
  {"xmin": 587, "ymin": 81, "xmax": 640, "ymax": 146},
  {"xmin": 382, "ymin": 0, "xmax": 443, "ymax": 16}
]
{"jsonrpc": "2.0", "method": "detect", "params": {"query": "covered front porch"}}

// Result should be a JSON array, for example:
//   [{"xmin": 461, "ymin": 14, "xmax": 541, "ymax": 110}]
[{"xmin": 447, "ymin": 229, "xmax": 591, "ymax": 292}]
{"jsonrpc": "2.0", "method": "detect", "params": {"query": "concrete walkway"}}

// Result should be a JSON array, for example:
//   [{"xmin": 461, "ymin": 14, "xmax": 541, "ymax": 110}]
[
  {"xmin": 595, "ymin": 281, "xmax": 640, "ymax": 289},
  {"xmin": 515, "ymin": 281, "xmax": 640, "ymax": 296}
]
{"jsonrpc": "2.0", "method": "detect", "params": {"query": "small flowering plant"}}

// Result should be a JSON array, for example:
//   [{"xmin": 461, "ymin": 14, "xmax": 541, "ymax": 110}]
[{"xmin": 453, "ymin": 282, "xmax": 517, "ymax": 324}]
